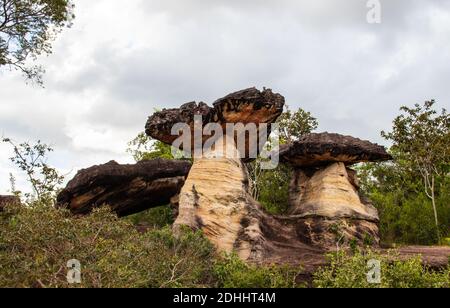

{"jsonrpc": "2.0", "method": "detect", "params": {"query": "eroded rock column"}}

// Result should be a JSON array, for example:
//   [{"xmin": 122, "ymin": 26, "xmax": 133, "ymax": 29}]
[{"xmin": 174, "ymin": 136, "xmax": 265, "ymax": 260}]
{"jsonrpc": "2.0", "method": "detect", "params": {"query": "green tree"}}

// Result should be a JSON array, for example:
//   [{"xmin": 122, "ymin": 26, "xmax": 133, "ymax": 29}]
[
  {"xmin": 2, "ymin": 137, "xmax": 64, "ymax": 204},
  {"xmin": 0, "ymin": 0, "xmax": 75, "ymax": 85},
  {"xmin": 249, "ymin": 106, "xmax": 318, "ymax": 213},
  {"xmin": 127, "ymin": 132, "xmax": 175, "ymax": 162},
  {"xmin": 277, "ymin": 105, "xmax": 318, "ymax": 144},
  {"xmin": 381, "ymin": 100, "xmax": 449, "ymax": 243}
]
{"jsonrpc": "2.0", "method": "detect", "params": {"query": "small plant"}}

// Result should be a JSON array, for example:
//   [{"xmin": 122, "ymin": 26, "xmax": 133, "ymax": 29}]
[
  {"xmin": 363, "ymin": 234, "xmax": 375, "ymax": 247},
  {"xmin": 2, "ymin": 137, "xmax": 64, "ymax": 204},
  {"xmin": 213, "ymin": 253, "xmax": 303, "ymax": 288},
  {"xmin": 126, "ymin": 206, "xmax": 174, "ymax": 229},
  {"xmin": 349, "ymin": 238, "xmax": 359, "ymax": 253}
]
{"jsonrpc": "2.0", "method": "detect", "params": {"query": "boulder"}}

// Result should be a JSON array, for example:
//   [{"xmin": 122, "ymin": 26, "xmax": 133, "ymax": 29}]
[
  {"xmin": 0, "ymin": 195, "xmax": 20, "ymax": 212},
  {"xmin": 57, "ymin": 159, "xmax": 191, "ymax": 217}
]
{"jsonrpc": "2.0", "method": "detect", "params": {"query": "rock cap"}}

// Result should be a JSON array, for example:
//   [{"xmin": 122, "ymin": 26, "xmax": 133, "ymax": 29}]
[
  {"xmin": 145, "ymin": 88, "xmax": 285, "ymax": 158},
  {"xmin": 279, "ymin": 132, "xmax": 392, "ymax": 167}
]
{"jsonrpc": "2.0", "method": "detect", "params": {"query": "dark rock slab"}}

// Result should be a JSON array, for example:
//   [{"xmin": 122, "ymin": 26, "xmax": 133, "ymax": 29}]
[
  {"xmin": 279, "ymin": 132, "xmax": 392, "ymax": 167},
  {"xmin": 145, "ymin": 87, "xmax": 285, "ymax": 159},
  {"xmin": 0, "ymin": 195, "xmax": 20, "ymax": 212},
  {"xmin": 57, "ymin": 159, "xmax": 192, "ymax": 217}
]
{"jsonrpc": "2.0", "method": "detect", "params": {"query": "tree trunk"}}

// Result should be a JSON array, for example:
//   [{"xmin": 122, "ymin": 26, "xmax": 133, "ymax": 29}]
[{"xmin": 431, "ymin": 176, "xmax": 441, "ymax": 244}]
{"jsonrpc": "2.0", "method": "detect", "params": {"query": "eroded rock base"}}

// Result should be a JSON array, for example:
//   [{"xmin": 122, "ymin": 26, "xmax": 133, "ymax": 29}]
[
  {"xmin": 288, "ymin": 162, "xmax": 380, "ymax": 250},
  {"xmin": 296, "ymin": 217, "xmax": 380, "ymax": 249}
]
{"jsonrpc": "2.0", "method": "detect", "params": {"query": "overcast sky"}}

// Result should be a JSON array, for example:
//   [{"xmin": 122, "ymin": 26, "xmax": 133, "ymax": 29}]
[{"xmin": 1, "ymin": 0, "xmax": 450, "ymax": 194}]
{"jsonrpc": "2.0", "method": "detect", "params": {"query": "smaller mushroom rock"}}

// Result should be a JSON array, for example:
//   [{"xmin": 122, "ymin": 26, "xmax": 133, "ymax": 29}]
[
  {"xmin": 57, "ymin": 159, "xmax": 192, "ymax": 217},
  {"xmin": 0, "ymin": 195, "xmax": 20, "ymax": 212},
  {"xmin": 280, "ymin": 133, "xmax": 392, "ymax": 250},
  {"xmin": 289, "ymin": 162, "xmax": 379, "ymax": 221},
  {"xmin": 279, "ymin": 132, "xmax": 392, "ymax": 167}
]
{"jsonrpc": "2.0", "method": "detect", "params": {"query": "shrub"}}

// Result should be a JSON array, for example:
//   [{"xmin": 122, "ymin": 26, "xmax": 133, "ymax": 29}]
[
  {"xmin": 126, "ymin": 206, "xmax": 174, "ymax": 228},
  {"xmin": 0, "ymin": 203, "xmax": 214, "ymax": 288},
  {"xmin": 213, "ymin": 253, "xmax": 303, "ymax": 288},
  {"xmin": 313, "ymin": 250, "xmax": 450, "ymax": 288},
  {"xmin": 0, "ymin": 203, "xmax": 304, "ymax": 288}
]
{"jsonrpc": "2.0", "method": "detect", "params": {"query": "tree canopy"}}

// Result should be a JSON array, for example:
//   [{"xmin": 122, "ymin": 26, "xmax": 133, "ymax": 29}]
[{"xmin": 0, "ymin": 0, "xmax": 75, "ymax": 85}]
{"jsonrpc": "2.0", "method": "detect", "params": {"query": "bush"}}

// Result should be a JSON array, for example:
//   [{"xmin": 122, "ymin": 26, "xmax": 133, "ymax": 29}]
[
  {"xmin": 0, "ymin": 203, "xmax": 215, "ymax": 288},
  {"xmin": 313, "ymin": 250, "xmax": 450, "ymax": 288},
  {"xmin": 126, "ymin": 206, "xmax": 174, "ymax": 228},
  {"xmin": 0, "ymin": 203, "xmax": 304, "ymax": 288},
  {"xmin": 213, "ymin": 253, "xmax": 303, "ymax": 288}
]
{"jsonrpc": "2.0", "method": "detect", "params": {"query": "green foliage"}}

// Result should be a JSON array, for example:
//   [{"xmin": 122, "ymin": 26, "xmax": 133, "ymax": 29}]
[
  {"xmin": 313, "ymin": 250, "xmax": 450, "ymax": 288},
  {"xmin": 380, "ymin": 100, "xmax": 449, "ymax": 242},
  {"xmin": 213, "ymin": 253, "xmax": 303, "ymax": 288},
  {"xmin": 368, "ymin": 188, "xmax": 449, "ymax": 245},
  {"xmin": 2, "ymin": 137, "xmax": 64, "ymax": 204},
  {"xmin": 277, "ymin": 105, "xmax": 318, "ymax": 144},
  {"xmin": 249, "ymin": 106, "xmax": 317, "ymax": 214},
  {"xmin": 0, "ymin": 203, "xmax": 307, "ymax": 288},
  {"xmin": 0, "ymin": 0, "xmax": 75, "ymax": 85},
  {"xmin": 127, "ymin": 132, "xmax": 177, "ymax": 161},
  {"xmin": 358, "ymin": 100, "xmax": 449, "ymax": 245},
  {"xmin": 126, "ymin": 206, "xmax": 174, "ymax": 229},
  {"xmin": 381, "ymin": 100, "xmax": 449, "ymax": 179},
  {"xmin": 249, "ymin": 163, "xmax": 292, "ymax": 214},
  {"xmin": 0, "ymin": 203, "xmax": 215, "ymax": 288}
]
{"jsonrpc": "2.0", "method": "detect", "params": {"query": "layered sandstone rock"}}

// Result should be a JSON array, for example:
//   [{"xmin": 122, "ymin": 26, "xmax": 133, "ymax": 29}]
[
  {"xmin": 173, "ymin": 135, "xmax": 266, "ymax": 260},
  {"xmin": 289, "ymin": 162, "xmax": 379, "ymax": 221},
  {"xmin": 147, "ymin": 88, "xmax": 289, "ymax": 260},
  {"xmin": 57, "ymin": 159, "xmax": 191, "ymax": 217},
  {"xmin": 280, "ymin": 133, "xmax": 392, "ymax": 250},
  {"xmin": 172, "ymin": 135, "xmax": 323, "ymax": 262},
  {"xmin": 0, "ymin": 195, "xmax": 21, "ymax": 212}
]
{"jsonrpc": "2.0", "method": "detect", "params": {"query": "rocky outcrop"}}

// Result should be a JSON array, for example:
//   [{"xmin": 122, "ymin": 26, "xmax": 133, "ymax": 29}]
[
  {"xmin": 289, "ymin": 163, "xmax": 379, "ymax": 221},
  {"xmin": 173, "ymin": 135, "xmax": 266, "ymax": 260},
  {"xmin": 145, "ymin": 89, "xmax": 394, "ymax": 257},
  {"xmin": 0, "ymin": 195, "xmax": 20, "ymax": 212},
  {"xmin": 146, "ymin": 87, "xmax": 285, "ymax": 160},
  {"xmin": 173, "ymin": 134, "xmax": 324, "ymax": 262},
  {"xmin": 57, "ymin": 159, "xmax": 191, "ymax": 217},
  {"xmin": 280, "ymin": 133, "xmax": 392, "ymax": 250},
  {"xmin": 394, "ymin": 246, "xmax": 450, "ymax": 269},
  {"xmin": 279, "ymin": 133, "xmax": 392, "ymax": 167},
  {"xmin": 148, "ymin": 88, "xmax": 288, "ymax": 261}
]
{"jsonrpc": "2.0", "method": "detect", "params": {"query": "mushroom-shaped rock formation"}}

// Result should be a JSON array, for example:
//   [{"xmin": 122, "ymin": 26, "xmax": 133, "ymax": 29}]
[
  {"xmin": 57, "ymin": 159, "xmax": 192, "ymax": 217},
  {"xmin": 280, "ymin": 133, "xmax": 392, "ymax": 249},
  {"xmin": 145, "ymin": 88, "xmax": 291, "ymax": 260},
  {"xmin": 0, "ymin": 195, "xmax": 21, "ymax": 212},
  {"xmin": 145, "ymin": 87, "xmax": 285, "ymax": 160}
]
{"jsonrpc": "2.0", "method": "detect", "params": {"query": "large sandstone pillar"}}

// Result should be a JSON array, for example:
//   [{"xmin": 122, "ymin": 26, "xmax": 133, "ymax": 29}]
[
  {"xmin": 146, "ymin": 87, "xmax": 285, "ymax": 260},
  {"xmin": 174, "ymin": 136, "xmax": 265, "ymax": 260}
]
